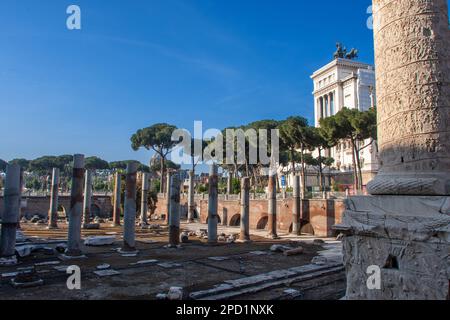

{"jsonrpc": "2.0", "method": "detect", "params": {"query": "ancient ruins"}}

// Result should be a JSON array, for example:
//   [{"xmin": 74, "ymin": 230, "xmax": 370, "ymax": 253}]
[{"xmin": 0, "ymin": 0, "xmax": 448, "ymax": 301}]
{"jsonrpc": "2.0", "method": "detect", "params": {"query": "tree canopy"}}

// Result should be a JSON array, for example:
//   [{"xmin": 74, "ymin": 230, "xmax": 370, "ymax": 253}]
[
  {"xmin": 85, "ymin": 157, "xmax": 110, "ymax": 170},
  {"xmin": 0, "ymin": 159, "xmax": 7, "ymax": 172}
]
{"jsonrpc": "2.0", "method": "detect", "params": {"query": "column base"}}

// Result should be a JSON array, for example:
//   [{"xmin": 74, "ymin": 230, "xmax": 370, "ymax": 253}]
[{"xmin": 339, "ymin": 195, "xmax": 450, "ymax": 300}]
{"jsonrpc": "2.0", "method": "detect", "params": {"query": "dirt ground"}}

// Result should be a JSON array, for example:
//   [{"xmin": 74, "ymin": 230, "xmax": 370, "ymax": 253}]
[{"xmin": 0, "ymin": 221, "xmax": 345, "ymax": 300}]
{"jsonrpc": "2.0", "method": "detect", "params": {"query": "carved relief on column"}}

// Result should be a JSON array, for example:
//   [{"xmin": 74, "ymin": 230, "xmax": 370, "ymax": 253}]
[{"xmin": 367, "ymin": 0, "xmax": 450, "ymax": 196}]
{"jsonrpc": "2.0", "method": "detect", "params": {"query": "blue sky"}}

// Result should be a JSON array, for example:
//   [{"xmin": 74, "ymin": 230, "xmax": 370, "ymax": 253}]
[{"xmin": 0, "ymin": 0, "xmax": 374, "ymax": 166}]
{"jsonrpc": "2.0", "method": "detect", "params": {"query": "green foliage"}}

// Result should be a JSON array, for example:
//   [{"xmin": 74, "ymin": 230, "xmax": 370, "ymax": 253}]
[
  {"xmin": 0, "ymin": 159, "xmax": 7, "ymax": 172},
  {"xmin": 131, "ymin": 123, "xmax": 178, "ymax": 154},
  {"xmin": 9, "ymin": 159, "xmax": 30, "ymax": 170},
  {"xmin": 25, "ymin": 177, "xmax": 42, "ymax": 190},
  {"xmin": 85, "ymin": 157, "xmax": 110, "ymax": 170},
  {"xmin": 150, "ymin": 159, "xmax": 180, "ymax": 173},
  {"xmin": 109, "ymin": 160, "xmax": 150, "ymax": 173}
]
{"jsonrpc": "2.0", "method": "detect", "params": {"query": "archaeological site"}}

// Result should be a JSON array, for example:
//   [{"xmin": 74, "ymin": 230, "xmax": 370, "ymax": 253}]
[{"xmin": 0, "ymin": 0, "xmax": 449, "ymax": 310}]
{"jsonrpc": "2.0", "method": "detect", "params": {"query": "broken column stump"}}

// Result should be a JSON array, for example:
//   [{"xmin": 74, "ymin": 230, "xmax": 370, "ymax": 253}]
[
  {"xmin": 168, "ymin": 173, "xmax": 181, "ymax": 248},
  {"xmin": 0, "ymin": 164, "xmax": 22, "ymax": 266},
  {"xmin": 239, "ymin": 177, "xmax": 251, "ymax": 243},
  {"xmin": 66, "ymin": 154, "xmax": 85, "ymax": 258},
  {"xmin": 122, "ymin": 162, "xmax": 138, "ymax": 253},
  {"xmin": 207, "ymin": 164, "xmax": 218, "ymax": 244}
]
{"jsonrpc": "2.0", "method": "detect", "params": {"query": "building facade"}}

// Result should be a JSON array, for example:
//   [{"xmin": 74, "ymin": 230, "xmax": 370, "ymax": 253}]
[{"xmin": 311, "ymin": 58, "xmax": 379, "ymax": 188}]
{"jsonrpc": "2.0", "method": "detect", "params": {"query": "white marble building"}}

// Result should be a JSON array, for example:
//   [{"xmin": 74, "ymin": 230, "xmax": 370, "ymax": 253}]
[{"xmin": 311, "ymin": 58, "xmax": 379, "ymax": 185}]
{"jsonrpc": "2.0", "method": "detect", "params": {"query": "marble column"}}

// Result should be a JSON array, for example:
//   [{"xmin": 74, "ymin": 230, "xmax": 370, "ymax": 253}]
[
  {"xmin": 267, "ymin": 174, "xmax": 278, "ymax": 239},
  {"xmin": 239, "ymin": 177, "xmax": 251, "ymax": 242},
  {"xmin": 48, "ymin": 168, "xmax": 60, "ymax": 229},
  {"xmin": 187, "ymin": 170, "xmax": 195, "ymax": 222},
  {"xmin": 66, "ymin": 154, "xmax": 85, "ymax": 257},
  {"xmin": 112, "ymin": 172, "xmax": 122, "ymax": 226},
  {"xmin": 140, "ymin": 172, "xmax": 149, "ymax": 226},
  {"xmin": 168, "ymin": 173, "xmax": 181, "ymax": 248},
  {"xmin": 207, "ymin": 164, "xmax": 219, "ymax": 244},
  {"xmin": 82, "ymin": 169, "xmax": 93, "ymax": 228},
  {"xmin": 122, "ymin": 162, "xmax": 138, "ymax": 252},
  {"xmin": 165, "ymin": 172, "xmax": 171, "ymax": 224},
  {"xmin": 0, "ymin": 164, "xmax": 21, "ymax": 265},
  {"xmin": 340, "ymin": 0, "xmax": 450, "ymax": 300},
  {"xmin": 292, "ymin": 175, "xmax": 301, "ymax": 235}
]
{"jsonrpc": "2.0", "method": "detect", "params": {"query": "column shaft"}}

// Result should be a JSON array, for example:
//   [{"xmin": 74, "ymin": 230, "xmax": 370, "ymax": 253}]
[
  {"xmin": 112, "ymin": 172, "xmax": 122, "ymax": 226},
  {"xmin": 0, "ymin": 164, "xmax": 21, "ymax": 261},
  {"xmin": 187, "ymin": 170, "xmax": 195, "ymax": 222},
  {"xmin": 239, "ymin": 177, "xmax": 251, "ymax": 242},
  {"xmin": 267, "ymin": 174, "xmax": 278, "ymax": 239},
  {"xmin": 140, "ymin": 172, "xmax": 149, "ymax": 226},
  {"xmin": 82, "ymin": 169, "xmax": 92, "ymax": 227},
  {"xmin": 48, "ymin": 168, "xmax": 60, "ymax": 229},
  {"xmin": 66, "ymin": 154, "xmax": 85, "ymax": 257},
  {"xmin": 168, "ymin": 173, "xmax": 181, "ymax": 247},
  {"xmin": 123, "ymin": 162, "xmax": 138, "ymax": 251},
  {"xmin": 207, "ymin": 164, "xmax": 218, "ymax": 244}
]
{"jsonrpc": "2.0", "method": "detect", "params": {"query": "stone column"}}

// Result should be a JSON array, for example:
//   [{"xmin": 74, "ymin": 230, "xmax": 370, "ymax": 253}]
[
  {"xmin": 292, "ymin": 175, "xmax": 301, "ymax": 235},
  {"xmin": 140, "ymin": 172, "xmax": 149, "ymax": 226},
  {"xmin": 0, "ymin": 164, "xmax": 21, "ymax": 265},
  {"xmin": 227, "ymin": 173, "xmax": 232, "ymax": 195},
  {"xmin": 168, "ymin": 173, "xmax": 181, "ymax": 248},
  {"xmin": 165, "ymin": 172, "xmax": 171, "ymax": 224},
  {"xmin": 340, "ymin": 0, "xmax": 450, "ymax": 300},
  {"xmin": 207, "ymin": 164, "xmax": 218, "ymax": 244},
  {"xmin": 48, "ymin": 168, "xmax": 60, "ymax": 229},
  {"xmin": 66, "ymin": 154, "xmax": 85, "ymax": 257},
  {"xmin": 187, "ymin": 170, "xmax": 195, "ymax": 222},
  {"xmin": 239, "ymin": 177, "xmax": 251, "ymax": 242},
  {"xmin": 112, "ymin": 172, "xmax": 122, "ymax": 226},
  {"xmin": 367, "ymin": 0, "xmax": 450, "ymax": 196},
  {"xmin": 82, "ymin": 169, "xmax": 93, "ymax": 228},
  {"xmin": 122, "ymin": 162, "xmax": 138, "ymax": 252},
  {"xmin": 267, "ymin": 174, "xmax": 278, "ymax": 239}
]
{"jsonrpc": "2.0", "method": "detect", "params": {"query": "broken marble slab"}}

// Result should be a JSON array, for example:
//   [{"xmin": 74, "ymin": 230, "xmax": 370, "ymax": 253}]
[
  {"xmin": 96, "ymin": 264, "xmax": 111, "ymax": 270},
  {"xmin": 208, "ymin": 257, "xmax": 229, "ymax": 261},
  {"xmin": 130, "ymin": 259, "xmax": 158, "ymax": 266},
  {"xmin": 1, "ymin": 272, "xmax": 19, "ymax": 278},
  {"xmin": 93, "ymin": 269, "xmax": 121, "ymax": 277},
  {"xmin": 84, "ymin": 236, "xmax": 116, "ymax": 246},
  {"xmin": 249, "ymin": 251, "xmax": 269, "ymax": 256},
  {"xmin": 34, "ymin": 261, "xmax": 61, "ymax": 267},
  {"xmin": 157, "ymin": 262, "xmax": 182, "ymax": 269},
  {"xmin": 53, "ymin": 265, "xmax": 70, "ymax": 272}
]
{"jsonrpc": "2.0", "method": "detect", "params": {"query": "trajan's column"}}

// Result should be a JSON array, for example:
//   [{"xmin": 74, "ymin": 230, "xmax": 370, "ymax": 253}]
[{"xmin": 340, "ymin": 0, "xmax": 450, "ymax": 299}]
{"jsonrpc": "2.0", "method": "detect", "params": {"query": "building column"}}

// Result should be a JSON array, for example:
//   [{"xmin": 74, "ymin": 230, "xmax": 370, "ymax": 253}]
[
  {"xmin": 66, "ymin": 154, "xmax": 85, "ymax": 257},
  {"xmin": 168, "ymin": 173, "xmax": 181, "ymax": 248},
  {"xmin": 82, "ymin": 169, "xmax": 93, "ymax": 228},
  {"xmin": 48, "ymin": 168, "xmax": 60, "ymax": 229},
  {"xmin": 122, "ymin": 162, "xmax": 138, "ymax": 252},
  {"xmin": 327, "ymin": 93, "xmax": 332, "ymax": 116},
  {"xmin": 0, "ymin": 164, "xmax": 21, "ymax": 265},
  {"xmin": 239, "ymin": 177, "xmax": 251, "ymax": 242},
  {"xmin": 140, "ymin": 172, "xmax": 149, "ymax": 226},
  {"xmin": 207, "ymin": 164, "xmax": 219, "ymax": 244},
  {"xmin": 187, "ymin": 170, "xmax": 195, "ymax": 222},
  {"xmin": 267, "ymin": 174, "xmax": 279, "ymax": 239}
]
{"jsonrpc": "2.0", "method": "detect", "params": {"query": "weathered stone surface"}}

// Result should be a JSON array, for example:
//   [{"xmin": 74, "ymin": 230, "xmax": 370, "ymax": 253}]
[
  {"xmin": 368, "ymin": 0, "xmax": 450, "ymax": 196},
  {"xmin": 342, "ymin": 196, "xmax": 450, "ymax": 300}
]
